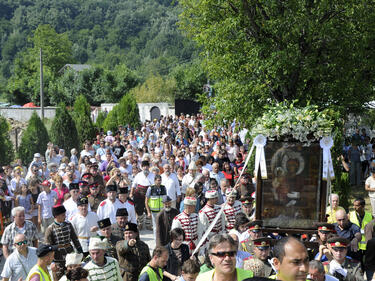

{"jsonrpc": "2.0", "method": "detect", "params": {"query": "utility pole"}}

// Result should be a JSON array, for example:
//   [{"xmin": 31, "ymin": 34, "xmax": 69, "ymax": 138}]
[{"xmin": 40, "ymin": 48, "xmax": 44, "ymax": 119}]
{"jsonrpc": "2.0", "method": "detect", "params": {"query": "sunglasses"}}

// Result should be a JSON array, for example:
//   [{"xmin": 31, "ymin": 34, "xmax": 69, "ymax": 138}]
[
  {"xmin": 210, "ymin": 251, "xmax": 237, "ymax": 258},
  {"xmin": 15, "ymin": 240, "xmax": 27, "ymax": 246}
]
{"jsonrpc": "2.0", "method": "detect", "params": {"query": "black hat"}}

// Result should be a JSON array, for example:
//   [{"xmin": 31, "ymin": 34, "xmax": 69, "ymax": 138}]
[
  {"xmin": 240, "ymin": 196, "xmax": 253, "ymax": 205},
  {"xmin": 37, "ymin": 244, "xmax": 58, "ymax": 257},
  {"xmin": 163, "ymin": 196, "xmax": 172, "ymax": 203},
  {"xmin": 89, "ymin": 182, "xmax": 99, "ymax": 189},
  {"xmin": 316, "ymin": 222, "xmax": 335, "ymax": 234},
  {"xmin": 77, "ymin": 196, "xmax": 89, "ymax": 206},
  {"xmin": 79, "ymin": 180, "xmax": 89, "ymax": 187},
  {"xmin": 118, "ymin": 187, "xmax": 129, "ymax": 194},
  {"xmin": 327, "ymin": 237, "xmax": 350, "ymax": 248},
  {"xmin": 81, "ymin": 173, "xmax": 93, "ymax": 179},
  {"xmin": 253, "ymin": 238, "xmax": 272, "ymax": 250},
  {"xmin": 69, "ymin": 183, "xmax": 79, "ymax": 191},
  {"xmin": 124, "ymin": 222, "xmax": 138, "ymax": 232},
  {"xmin": 141, "ymin": 160, "xmax": 150, "ymax": 167},
  {"xmin": 248, "ymin": 220, "xmax": 263, "ymax": 232},
  {"xmin": 52, "ymin": 205, "xmax": 66, "ymax": 217},
  {"xmin": 106, "ymin": 185, "xmax": 117, "ymax": 192},
  {"xmin": 116, "ymin": 208, "xmax": 129, "ymax": 217},
  {"xmin": 98, "ymin": 218, "xmax": 112, "ymax": 229}
]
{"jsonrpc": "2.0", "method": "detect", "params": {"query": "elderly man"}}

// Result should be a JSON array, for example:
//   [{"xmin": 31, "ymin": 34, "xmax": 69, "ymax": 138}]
[
  {"xmin": 111, "ymin": 208, "xmax": 129, "ymax": 239},
  {"xmin": 116, "ymin": 222, "xmax": 151, "ymax": 281},
  {"xmin": 155, "ymin": 196, "xmax": 179, "ymax": 246},
  {"xmin": 139, "ymin": 246, "xmax": 169, "ymax": 281},
  {"xmin": 84, "ymin": 237, "xmax": 122, "ymax": 281},
  {"xmin": 196, "ymin": 234, "xmax": 253, "ymax": 281},
  {"xmin": 25, "ymin": 244, "xmax": 58, "ymax": 281},
  {"xmin": 323, "ymin": 237, "xmax": 363, "ymax": 281},
  {"xmin": 334, "ymin": 209, "xmax": 361, "ymax": 260},
  {"xmin": 181, "ymin": 162, "xmax": 200, "ymax": 197},
  {"xmin": 1, "ymin": 234, "xmax": 38, "ymax": 281},
  {"xmin": 326, "ymin": 194, "xmax": 346, "ymax": 224},
  {"xmin": 309, "ymin": 260, "xmax": 339, "ymax": 281},
  {"xmin": 1, "ymin": 206, "xmax": 38, "ymax": 258},
  {"xmin": 210, "ymin": 163, "xmax": 225, "ymax": 188},
  {"xmin": 271, "ymin": 237, "xmax": 309, "ymax": 281}
]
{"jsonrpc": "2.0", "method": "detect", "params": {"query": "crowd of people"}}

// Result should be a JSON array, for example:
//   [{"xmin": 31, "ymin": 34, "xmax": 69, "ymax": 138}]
[{"xmin": 0, "ymin": 114, "xmax": 374, "ymax": 281}]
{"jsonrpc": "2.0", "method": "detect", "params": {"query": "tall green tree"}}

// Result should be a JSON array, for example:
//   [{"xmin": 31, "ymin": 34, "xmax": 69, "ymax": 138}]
[
  {"xmin": 50, "ymin": 103, "xmax": 80, "ymax": 154},
  {"xmin": 72, "ymin": 95, "xmax": 96, "ymax": 144},
  {"xmin": 18, "ymin": 111, "xmax": 49, "ymax": 164},
  {"xmin": 179, "ymin": 1, "xmax": 375, "ymax": 126},
  {"xmin": 0, "ymin": 116, "xmax": 14, "ymax": 166}
]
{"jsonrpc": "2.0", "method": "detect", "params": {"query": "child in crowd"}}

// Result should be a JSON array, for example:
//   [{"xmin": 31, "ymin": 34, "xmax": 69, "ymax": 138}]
[{"xmin": 178, "ymin": 259, "xmax": 200, "ymax": 281}]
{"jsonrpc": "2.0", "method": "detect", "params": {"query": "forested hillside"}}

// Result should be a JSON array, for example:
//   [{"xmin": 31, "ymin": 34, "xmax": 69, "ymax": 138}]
[{"xmin": 0, "ymin": 0, "xmax": 206, "ymax": 105}]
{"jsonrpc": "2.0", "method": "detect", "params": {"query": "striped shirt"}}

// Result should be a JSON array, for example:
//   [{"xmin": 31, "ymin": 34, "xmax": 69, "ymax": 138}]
[{"xmin": 84, "ymin": 257, "xmax": 122, "ymax": 281}]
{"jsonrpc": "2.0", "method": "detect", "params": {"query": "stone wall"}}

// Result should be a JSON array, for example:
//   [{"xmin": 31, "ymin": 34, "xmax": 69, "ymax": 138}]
[
  {"xmin": 137, "ymin": 103, "xmax": 175, "ymax": 122},
  {"xmin": 0, "ymin": 107, "xmax": 57, "ymax": 122}
]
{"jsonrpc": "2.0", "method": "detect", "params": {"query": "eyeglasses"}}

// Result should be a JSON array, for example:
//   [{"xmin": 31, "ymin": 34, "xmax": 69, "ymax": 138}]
[
  {"xmin": 15, "ymin": 240, "xmax": 27, "ymax": 246},
  {"xmin": 210, "ymin": 251, "xmax": 237, "ymax": 258}
]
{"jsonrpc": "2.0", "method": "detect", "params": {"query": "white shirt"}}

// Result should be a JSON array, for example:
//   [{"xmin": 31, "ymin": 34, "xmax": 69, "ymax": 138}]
[
  {"xmin": 70, "ymin": 211, "xmax": 99, "ymax": 252},
  {"xmin": 117, "ymin": 200, "xmax": 137, "ymax": 224},
  {"xmin": 1, "ymin": 247, "xmax": 38, "ymax": 281},
  {"xmin": 366, "ymin": 175, "xmax": 375, "ymax": 198},
  {"xmin": 63, "ymin": 198, "xmax": 92, "ymax": 221},
  {"xmin": 161, "ymin": 173, "xmax": 181, "ymax": 201},
  {"xmin": 36, "ymin": 190, "xmax": 58, "ymax": 219},
  {"xmin": 97, "ymin": 199, "xmax": 123, "ymax": 224},
  {"xmin": 181, "ymin": 173, "xmax": 199, "ymax": 194},
  {"xmin": 131, "ymin": 171, "xmax": 155, "ymax": 188}
]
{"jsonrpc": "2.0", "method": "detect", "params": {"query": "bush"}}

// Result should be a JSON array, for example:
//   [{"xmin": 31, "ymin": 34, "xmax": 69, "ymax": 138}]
[
  {"xmin": 72, "ymin": 95, "xmax": 95, "ymax": 144},
  {"xmin": 0, "ymin": 116, "xmax": 14, "ymax": 165},
  {"xmin": 95, "ymin": 111, "xmax": 106, "ymax": 129},
  {"xmin": 50, "ymin": 103, "xmax": 79, "ymax": 155},
  {"xmin": 18, "ymin": 111, "xmax": 49, "ymax": 164}
]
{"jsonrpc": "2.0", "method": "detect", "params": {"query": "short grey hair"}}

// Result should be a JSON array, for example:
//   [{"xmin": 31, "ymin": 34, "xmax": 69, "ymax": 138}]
[
  {"xmin": 208, "ymin": 234, "xmax": 237, "ymax": 254},
  {"xmin": 309, "ymin": 260, "xmax": 324, "ymax": 273},
  {"xmin": 12, "ymin": 206, "xmax": 25, "ymax": 217}
]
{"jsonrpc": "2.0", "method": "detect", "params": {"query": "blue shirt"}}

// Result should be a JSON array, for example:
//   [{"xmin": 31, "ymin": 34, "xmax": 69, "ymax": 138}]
[{"xmin": 334, "ymin": 222, "xmax": 360, "ymax": 240}]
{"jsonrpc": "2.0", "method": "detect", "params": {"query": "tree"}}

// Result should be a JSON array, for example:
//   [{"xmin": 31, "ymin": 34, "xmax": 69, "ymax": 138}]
[
  {"xmin": 95, "ymin": 111, "xmax": 106, "ymax": 129},
  {"xmin": 103, "ymin": 93, "xmax": 140, "ymax": 132},
  {"xmin": 131, "ymin": 75, "xmax": 176, "ymax": 103},
  {"xmin": 72, "ymin": 95, "xmax": 95, "ymax": 144},
  {"xmin": 179, "ymin": 1, "xmax": 375, "ymax": 127},
  {"xmin": 0, "ymin": 116, "xmax": 14, "ymax": 166},
  {"xmin": 50, "ymin": 103, "xmax": 80, "ymax": 154},
  {"xmin": 18, "ymin": 111, "xmax": 49, "ymax": 164}
]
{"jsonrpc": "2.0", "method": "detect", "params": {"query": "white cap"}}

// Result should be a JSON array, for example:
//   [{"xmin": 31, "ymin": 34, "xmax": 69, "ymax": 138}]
[
  {"xmin": 65, "ymin": 253, "xmax": 83, "ymax": 266},
  {"xmin": 59, "ymin": 163, "xmax": 66, "ymax": 170},
  {"xmin": 89, "ymin": 237, "xmax": 108, "ymax": 251},
  {"xmin": 107, "ymin": 130, "xmax": 112, "ymax": 136},
  {"xmin": 205, "ymin": 190, "xmax": 218, "ymax": 199},
  {"xmin": 34, "ymin": 153, "xmax": 41, "ymax": 158},
  {"xmin": 184, "ymin": 197, "xmax": 197, "ymax": 206},
  {"xmin": 225, "ymin": 188, "xmax": 238, "ymax": 197}
]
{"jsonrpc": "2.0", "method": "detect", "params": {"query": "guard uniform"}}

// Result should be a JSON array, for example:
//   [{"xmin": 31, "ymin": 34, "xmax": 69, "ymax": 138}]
[
  {"xmin": 98, "ymin": 218, "xmax": 120, "ymax": 260},
  {"xmin": 199, "ymin": 190, "xmax": 225, "ymax": 249},
  {"xmin": 88, "ymin": 182, "xmax": 106, "ymax": 212},
  {"xmin": 171, "ymin": 197, "xmax": 202, "ymax": 251},
  {"xmin": 244, "ymin": 238, "xmax": 274, "ymax": 277},
  {"xmin": 111, "ymin": 208, "xmax": 129, "ymax": 240},
  {"xmin": 118, "ymin": 187, "xmax": 137, "ymax": 224},
  {"xmin": 97, "ymin": 185, "xmax": 123, "ymax": 224},
  {"xmin": 116, "ymin": 223, "xmax": 151, "ymax": 281},
  {"xmin": 241, "ymin": 221, "xmax": 263, "ymax": 255},
  {"xmin": 45, "ymin": 205, "xmax": 83, "ymax": 280},
  {"xmin": 323, "ymin": 237, "xmax": 363, "ymax": 281},
  {"xmin": 313, "ymin": 223, "xmax": 336, "ymax": 261},
  {"xmin": 69, "ymin": 197, "xmax": 99, "ymax": 255},
  {"xmin": 223, "ymin": 189, "xmax": 242, "ymax": 231}
]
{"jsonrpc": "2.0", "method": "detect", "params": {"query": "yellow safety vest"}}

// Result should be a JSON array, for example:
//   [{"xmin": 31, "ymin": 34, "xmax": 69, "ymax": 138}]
[
  {"xmin": 139, "ymin": 264, "xmax": 163, "ymax": 281},
  {"xmin": 148, "ymin": 186, "xmax": 166, "ymax": 212},
  {"xmin": 26, "ymin": 264, "xmax": 52, "ymax": 281},
  {"xmin": 349, "ymin": 211, "xmax": 373, "ymax": 250},
  {"xmin": 196, "ymin": 268, "xmax": 253, "ymax": 281}
]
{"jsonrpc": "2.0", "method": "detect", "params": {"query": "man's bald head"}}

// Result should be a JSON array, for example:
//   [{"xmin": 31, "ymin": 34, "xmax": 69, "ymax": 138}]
[
  {"xmin": 336, "ymin": 209, "xmax": 349, "ymax": 229},
  {"xmin": 14, "ymin": 233, "xmax": 26, "ymax": 244}
]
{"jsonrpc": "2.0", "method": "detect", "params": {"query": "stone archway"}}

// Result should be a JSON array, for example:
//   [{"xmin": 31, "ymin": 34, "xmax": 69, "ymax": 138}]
[{"xmin": 150, "ymin": 106, "xmax": 161, "ymax": 120}]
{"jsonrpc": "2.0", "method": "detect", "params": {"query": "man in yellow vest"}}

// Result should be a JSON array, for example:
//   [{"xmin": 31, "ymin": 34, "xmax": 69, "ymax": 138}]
[
  {"xmin": 26, "ymin": 244, "xmax": 58, "ymax": 281},
  {"xmin": 349, "ymin": 198, "xmax": 373, "ymax": 265},
  {"xmin": 196, "ymin": 234, "xmax": 253, "ymax": 281},
  {"xmin": 145, "ymin": 174, "xmax": 167, "ymax": 238},
  {"xmin": 139, "ymin": 246, "xmax": 168, "ymax": 281}
]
